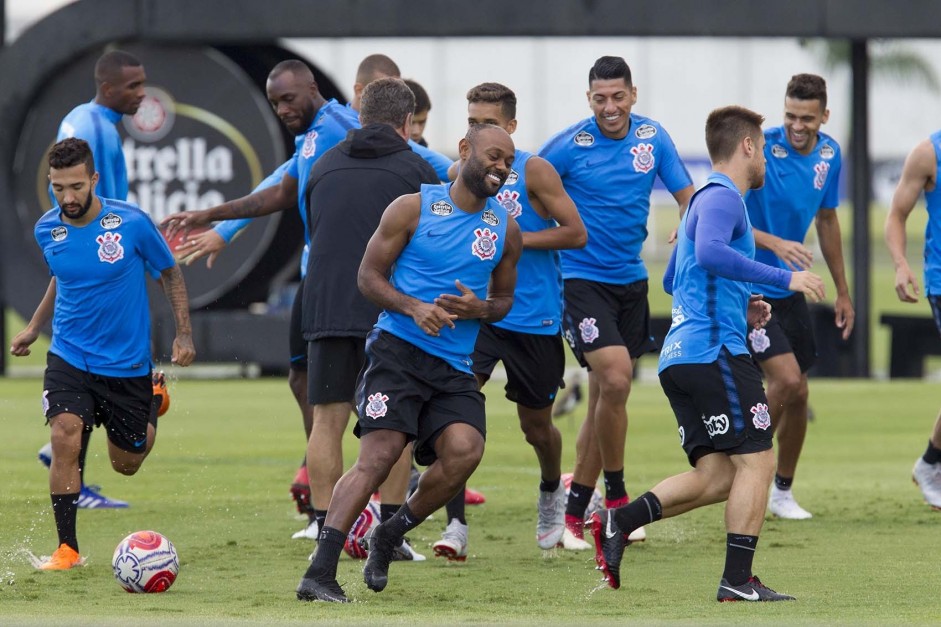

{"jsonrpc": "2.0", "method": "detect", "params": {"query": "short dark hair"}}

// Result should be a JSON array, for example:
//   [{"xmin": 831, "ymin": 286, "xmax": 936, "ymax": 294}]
[
  {"xmin": 356, "ymin": 54, "xmax": 401, "ymax": 84},
  {"xmin": 589, "ymin": 56, "xmax": 632, "ymax": 87},
  {"xmin": 269, "ymin": 59, "xmax": 315, "ymax": 84},
  {"xmin": 49, "ymin": 138, "xmax": 95, "ymax": 176},
  {"xmin": 360, "ymin": 78, "xmax": 415, "ymax": 128},
  {"xmin": 786, "ymin": 73, "xmax": 828, "ymax": 110},
  {"xmin": 466, "ymin": 82, "xmax": 517, "ymax": 121},
  {"xmin": 705, "ymin": 106, "xmax": 765, "ymax": 163},
  {"xmin": 404, "ymin": 79, "xmax": 431, "ymax": 114},
  {"xmin": 94, "ymin": 50, "xmax": 142, "ymax": 86}
]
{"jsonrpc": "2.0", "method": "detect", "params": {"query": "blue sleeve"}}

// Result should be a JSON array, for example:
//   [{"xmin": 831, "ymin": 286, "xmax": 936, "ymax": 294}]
[
  {"xmin": 53, "ymin": 113, "xmax": 119, "ymax": 203},
  {"xmin": 663, "ymin": 245, "xmax": 677, "ymax": 295},
  {"xmin": 408, "ymin": 140, "xmax": 452, "ymax": 182},
  {"xmin": 690, "ymin": 189, "xmax": 790, "ymax": 289},
  {"xmin": 135, "ymin": 212, "xmax": 176, "ymax": 274},
  {"xmin": 655, "ymin": 126, "xmax": 693, "ymax": 193},
  {"xmin": 212, "ymin": 159, "xmax": 293, "ymax": 243},
  {"xmin": 538, "ymin": 133, "xmax": 571, "ymax": 178},
  {"xmin": 821, "ymin": 150, "xmax": 841, "ymax": 210}
]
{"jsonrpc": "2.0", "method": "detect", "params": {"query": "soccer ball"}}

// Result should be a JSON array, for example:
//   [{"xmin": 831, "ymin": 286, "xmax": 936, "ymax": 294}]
[
  {"xmin": 344, "ymin": 500, "xmax": 381, "ymax": 559},
  {"xmin": 561, "ymin": 472, "xmax": 604, "ymax": 521},
  {"xmin": 112, "ymin": 531, "xmax": 179, "ymax": 593}
]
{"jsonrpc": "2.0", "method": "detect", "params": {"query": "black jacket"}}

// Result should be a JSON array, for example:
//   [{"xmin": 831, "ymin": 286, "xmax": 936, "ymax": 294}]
[{"xmin": 302, "ymin": 123, "xmax": 440, "ymax": 339}]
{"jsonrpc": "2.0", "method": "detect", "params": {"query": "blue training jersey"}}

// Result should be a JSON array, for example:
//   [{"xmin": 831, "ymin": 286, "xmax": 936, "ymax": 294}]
[
  {"xmin": 490, "ymin": 149, "xmax": 562, "ymax": 334},
  {"xmin": 923, "ymin": 130, "xmax": 941, "ymax": 296},
  {"xmin": 36, "ymin": 199, "xmax": 176, "ymax": 377},
  {"xmin": 539, "ymin": 113, "xmax": 691, "ymax": 284},
  {"xmin": 376, "ymin": 183, "xmax": 508, "ymax": 373},
  {"xmin": 745, "ymin": 126, "xmax": 842, "ymax": 298},
  {"xmin": 55, "ymin": 101, "xmax": 128, "ymax": 202}
]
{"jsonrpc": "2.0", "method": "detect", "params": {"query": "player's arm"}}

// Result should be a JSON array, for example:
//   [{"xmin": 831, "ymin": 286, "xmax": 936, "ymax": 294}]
[
  {"xmin": 159, "ymin": 265, "xmax": 196, "ymax": 367},
  {"xmin": 521, "ymin": 156, "xmax": 587, "ymax": 250},
  {"xmin": 815, "ymin": 208, "xmax": 855, "ymax": 339},
  {"xmin": 752, "ymin": 227, "xmax": 814, "ymax": 271},
  {"xmin": 358, "ymin": 194, "xmax": 456, "ymax": 336},
  {"xmin": 10, "ymin": 278, "xmax": 56, "ymax": 357},
  {"xmin": 886, "ymin": 139, "xmax": 935, "ymax": 303}
]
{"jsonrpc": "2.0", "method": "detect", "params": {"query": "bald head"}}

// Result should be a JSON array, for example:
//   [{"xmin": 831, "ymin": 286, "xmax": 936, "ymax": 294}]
[
  {"xmin": 458, "ymin": 124, "xmax": 515, "ymax": 199},
  {"xmin": 269, "ymin": 59, "xmax": 315, "ymax": 85},
  {"xmin": 94, "ymin": 50, "xmax": 142, "ymax": 87},
  {"xmin": 355, "ymin": 54, "xmax": 401, "ymax": 85}
]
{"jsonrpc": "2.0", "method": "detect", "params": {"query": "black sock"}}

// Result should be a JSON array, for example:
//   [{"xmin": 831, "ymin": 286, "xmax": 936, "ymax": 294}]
[
  {"xmin": 379, "ymin": 503, "xmax": 400, "ymax": 524},
  {"xmin": 305, "ymin": 526, "xmax": 345, "ymax": 580},
  {"xmin": 565, "ymin": 481, "xmax": 594, "ymax": 519},
  {"xmin": 923, "ymin": 440, "xmax": 941, "ymax": 465},
  {"xmin": 445, "ymin": 488, "xmax": 466, "ymax": 525},
  {"xmin": 382, "ymin": 503, "xmax": 422, "ymax": 541},
  {"xmin": 540, "ymin": 476, "xmax": 561, "ymax": 493},
  {"xmin": 774, "ymin": 474, "xmax": 793, "ymax": 491},
  {"xmin": 612, "ymin": 491, "xmax": 662, "ymax": 535},
  {"xmin": 723, "ymin": 534, "xmax": 759, "ymax": 586},
  {"xmin": 603, "ymin": 469, "xmax": 627, "ymax": 501},
  {"xmin": 51, "ymin": 493, "xmax": 80, "ymax": 552},
  {"xmin": 313, "ymin": 509, "xmax": 327, "ymax": 532},
  {"xmin": 77, "ymin": 429, "xmax": 91, "ymax": 485}
]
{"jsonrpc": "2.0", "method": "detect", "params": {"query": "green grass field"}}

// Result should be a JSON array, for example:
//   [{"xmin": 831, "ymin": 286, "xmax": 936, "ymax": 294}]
[{"xmin": 1, "ymin": 376, "xmax": 939, "ymax": 625}]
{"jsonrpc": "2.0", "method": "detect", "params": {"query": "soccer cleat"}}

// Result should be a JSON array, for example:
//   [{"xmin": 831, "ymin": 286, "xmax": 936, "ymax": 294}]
[
  {"xmin": 363, "ymin": 525, "xmax": 397, "ymax": 592},
  {"xmin": 604, "ymin": 495, "xmax": 647, "ymax": 543},
  {"xmin": 464, "ymin": 487, "xmax": 486, "ymax": 505},
  {"xmin": 912, "ymin": 458, "xmax": 941, "ymax": 509},
  {"xmin": 292, "ymin": 520, "xmax": 319, "ymax": 541},
  {"xmin": 561, "ymin": 514, "xmax": 592, "ymax": 550},
  {"xmin": 768, "ymin": 485, "xmax": 812, "ymax": 519},
  {"xmin": 77, "ymin": 484, "xmax": 129, "ymax": 509},
  {"xmin": 296, "ymin": 575, "xmax": 349, "ymax": 603},
  {"xmin": 392, "ymin": 536, "xmax": 426, "ymax": 561},
  {"xmin": 432, "ymin": 518, "xmax": 468, "ymax": 562},
  {"xmin": 38, "ymin": 544, "xmax": 83, "ymax": 571},
  {"xmin": 536, "ymin": 484, "xmax": 566, "ymax": 550},
  {"xmin": 590, "ymin": 510, "xmax": 629, "ymax": 590},
  {"xmin": 716, "ymin": 575, "xmax": 796, "ymax": 602},
  {"xmin": 290, "ymin": 466, "xmax": 314, "ymax": 516},
  {"xmin": 38, "ymin": 442, "xmax": 53, "ymax": 468},
  {"xmin": 152, "ymin": 371, "xmax": 170, "ymax": 417}
]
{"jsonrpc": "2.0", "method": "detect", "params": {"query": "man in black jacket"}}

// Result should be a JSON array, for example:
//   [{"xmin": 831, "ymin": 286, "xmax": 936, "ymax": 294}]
[{"xmin": 301, "ymin": 77, "xmax": 440, "ymax": 560}]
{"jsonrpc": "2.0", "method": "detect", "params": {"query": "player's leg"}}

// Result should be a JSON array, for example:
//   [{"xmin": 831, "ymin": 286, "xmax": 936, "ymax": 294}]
[
  {"xmin": 377, "ymin": 443, "xmax": 426, "ymax": 561},
  {"xmin": 288, "ymin": 280, "xmax": 315, "ymax": 526},
  {"xmin": 563, "ymin": 372, "xmax": 601, "ymax": 548},
  {"xmin": 102, "ymin": 372, "xmax": 156, "ymax": 477},
  {"xmin": 913, "ymin": 298, "xmax": 941, "ymax": 508}
]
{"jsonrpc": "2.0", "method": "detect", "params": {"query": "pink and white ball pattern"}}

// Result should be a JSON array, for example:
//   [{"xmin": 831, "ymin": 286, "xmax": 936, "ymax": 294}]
[{"xmin": 112, "ymin": 530, "xmax": 179, "ymax": 593}]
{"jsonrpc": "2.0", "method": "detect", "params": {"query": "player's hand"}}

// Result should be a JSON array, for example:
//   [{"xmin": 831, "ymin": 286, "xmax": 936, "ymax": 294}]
[
  {"xmin": 9, "ymin": 327, "xmax": 40, "ymax": 357},
  {"xmin": 833, "ymin": 293, "xmax": 855, "ymax": 340},
  {"xmin": 747, "ymin": 294, "xmax": 772, "ymax": 329},
  {"xmin": 161, "ymin": 210, "xmax": 212, "ymax": 240},
  {"xmin": 773, "ymin": 238, "xmax": 814, "ymax": 271},
  {"xmin": 171, "ymin": 333, "xmax": 196, "ymax": 367},
  {"xmin": 788, "ymin": 271, "xmax": 826, "ymax": 303},
  {"xmin": 894, "ymin": 262, "xmax": 920, "ymax": 303},
  {"xmin": 174, "ymin": 230, "xmax": 227, "ymax": 268},
  {"xmin": 410, "ymin": 302, "xmax": 457, "ymax": 337},
  {"xmin": 434, "ymin": 280, "xmax": 487, "ymax": 320}
]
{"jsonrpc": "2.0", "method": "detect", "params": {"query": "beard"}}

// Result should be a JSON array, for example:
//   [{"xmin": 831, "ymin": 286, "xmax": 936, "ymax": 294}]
[
  {"xmin": 61, "ymin": 192, "xmax": 94, "ymax": 221},
  {"xmin": 460, "ymin": 155, "xmax": 503, "ymax": 199}
]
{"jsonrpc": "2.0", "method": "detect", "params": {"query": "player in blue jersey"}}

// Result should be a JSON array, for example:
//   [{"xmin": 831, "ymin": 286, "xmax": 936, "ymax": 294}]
[
  {"xmin": 296, "ymin": 124, "xmax": 522, "ymax": 603},
  {"xmin": 539, "ymin": 56, "xmax": 694, "ymax": 549},
  {"xmin": 745, "ymin": 74, "xmax": 855, "ymax": 520},
  {"xmin": 14, "ymin": 138, "xmax": 194, "ymax": 570},
  {"xmin": 885, "ymin": 133, "xmax": 941, "ymax": 510},
  {"xmin": 591, "ymin": 106, "xmax": 824, "ymax": 601},
  {"xmin": 431, "ymin": 83, "xmax": 587, "ymax": 561},
  {"xmin": 403, "ymin": 78, "xmax": 431, "ymax": 147}
]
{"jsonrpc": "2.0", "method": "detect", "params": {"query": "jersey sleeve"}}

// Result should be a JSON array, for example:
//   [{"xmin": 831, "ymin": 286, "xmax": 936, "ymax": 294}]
[
  {"xmin": 212, "ymin": 159, "xmax": 293, "ymax": 242},
  {"xmin": 408, "ymin": 140, "xmax": 452, "ymax": 182},
  {"xmin": 135, "ymin": 212, "xmax": 176, "ymax": 274},
  {"xmin": 655, "ymin": 126, "xmax": 693, "ymax": 193},
  {"xmin": 538, "ymin": 132, "xmax": 571, "ymax": 179},
  {"xmin": 54, "ymin": 114, "xmax": 120, "ymax": 202},
  {"xmin": 821, "ymin": 149, "xmax": 842, "ymax": 210}
]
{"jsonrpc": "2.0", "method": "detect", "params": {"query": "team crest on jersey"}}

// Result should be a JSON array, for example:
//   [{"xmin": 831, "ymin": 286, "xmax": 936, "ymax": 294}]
[
  {"xmin": 678, "ymin": 426, "xmax": 685, "ymax": 446},
  {"xmin": 813, "ymin": 161, "xmax": 830, "ymax": 190},
  {"xmin": 771, "ymin": 144, "xmax": 788, "ymax": 158},
  {"xmin": 635, "ymin": 124, "xmax": 657, "ymax": 139},
  {"xmin": 472, "ymin": 227, "xmax": 499, "ymax": 260},
  {"xmin": 702, "ymin": 413, "xmax": 730, "ymax": 437},
  {"xmin": 751, "ymin": 403, "xmax": 771, "ymax": 430},
  {"xmin": 748, "ymin": 328, "xmax": 770, "ymax": 353},
  {"xmin": 495, "ymin": 190, "xmax": 523, "ymax": 219},
  {"xmin": 631, "ymin": 143, "xmax": 655, "ymax": 174},
  {"xmin": 365, "ymin": 392, "xmax": 389, "ymax": 419},
  {"xmin": 51, "ymin": 226, "xmax": 68, "ymax": 242},
  {"xmin": 573, "ymin": 131, "xmax": 595, "ymax": 147},
  {"xmin": 301, "ymin": 130, "xmax": 318, "ymax": 158},
  {"xmin": 431, "ymin": 200, "xmax": 453, "ymax": 216},
  {"xmin": 99, "ymin": 212, "xmax": 122, "ymax": 229},
  {"xmin": 671, "ymin": 306, "xmax": 686, "ymax": 327},
  {"xmin": 96, "ymin": 231, "xmax": 124, "ymax": 264},
  {"xmin": 579, "ymin": 317, "xmax": 599, "ymax": 344},
  {"xmin": 481, "ymin": 209, "xmax": 500, "ymax": 226},
  {"xmin": 819, "ymin": 144, "xmax": 835, "ymax": 160},
  {"xmin": 504, "ymin": 169, "xmax": 520, "ymax": 186}
]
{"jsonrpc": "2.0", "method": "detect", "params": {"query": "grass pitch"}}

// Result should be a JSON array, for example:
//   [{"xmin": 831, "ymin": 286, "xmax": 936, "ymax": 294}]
[{"xmin": 1, "ymin": 375, "xmax": 940, "ymax": 624}]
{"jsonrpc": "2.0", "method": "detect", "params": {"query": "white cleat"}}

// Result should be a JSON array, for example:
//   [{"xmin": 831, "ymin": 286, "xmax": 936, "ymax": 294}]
[
  {"xmin": 560, "ymin": 526, "xmax": 592, "ymax": 551},
  {"xmin": 768, "ymin": 486, "xmax": 812, "ymax": 519},
  {"xmin": 433, "ymin": 519, "xmax": 469, "ymax": 562},
  {"xmin": 536, "ymin": 484, "xmax": 566, "ymax": 550},
  {"xmin": 627, "ymin": 525, "xmax": 646, "ymax": 542},
  {"xmin": 292, "ymin": 520, "xmax": 319, "ymax": 540},
  {"xmin": 912, "ymin": 458, "xmax": 941, "ymax": 510}
]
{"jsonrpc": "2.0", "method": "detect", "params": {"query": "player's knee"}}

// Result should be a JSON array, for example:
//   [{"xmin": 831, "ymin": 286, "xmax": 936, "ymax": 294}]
[
  {"xmin": 520, "ymin": 414, "xmax": 554, "ymax": 447},
  {"xmin": 287, "ymin": 369, "xmax": 306, "ymax": 400},
  {"xmin": 111, "ymin": 457, "xmax": 143, "ymax": 476},
  {"xmin": 598, "ymin": 372, "xmax": 631, "ymax": 401}
]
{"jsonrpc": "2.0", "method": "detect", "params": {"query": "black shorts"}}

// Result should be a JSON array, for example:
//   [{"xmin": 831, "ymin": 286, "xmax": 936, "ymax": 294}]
[
  {"xmin": 354, "ymin": 330, "xmax": 486, "ymax": 466},
  {"xmin": 289, "ymin": 278, "xmax": 307, "ymax": 372},
  {"xmin": 472, "ymin": 324, "xmax": 564, "ymax": 410},
  {"xmin": 746, "ymin": 293, "xmax": 816, "ymax": 373},
  {"xmin": 561, "ymin": 278, "xmax": 656, "ymax": 368},
  {"xmin": 42, "ymin": 352, "xmax": 153, "ymax": 454},
  {"xmin": 307, "ymin": 336, "xmax": 366, "ymax": 405},
  {"xmin": 658, "ymin": 348, "xmax": 774, "ymax": 467}
]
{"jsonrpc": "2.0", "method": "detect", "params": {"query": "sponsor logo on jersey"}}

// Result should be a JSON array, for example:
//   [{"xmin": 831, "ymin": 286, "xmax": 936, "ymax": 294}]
[
  {"xmin": 631, "ymin": 143, "xmax": 655, "ymax": 174},
  {"xmin": 51, "ymin": 226, "xmax": 68, "ymax": 242},
  {"xmin": 702, "ymin": 413, "xmax": 730, "ymax": 437},
  {"xmin": 504, "ymin": 169, "xmax": 520, "ymax": 186},
  {"xmin": 96, "ymin": 231, "xmax": 124, "ymax": 264},
  {"xmin": 771, "ymin": 144, "xmax": 788, "ymax": 158},
  {"xmin": 472, "ymin": 227, "xmax": 499, "ymax": 261},
  {"xmin": 365, "ymin": 392, "xmax": 389, "ymax": 419},
  {"xmin": 573, "ymin": 131, "xmax": 595, "ymax": 147},
  {"xmin": 495, "ymin": 190, "xmax": 523, "ymax": 219},
  {"xmin": 635, "ymin": 124, "xmax": 657, "ymax": 139},
  {"xmin": 431, "ymin": 200, "xmax": 453, "ymax": 216},
  {"xmin": 813, "ymin": 161, "xmax": 830, "ymax": 190},
  {"xmin": 579, "ymin": 317, "xmax": 599, "ymax": 344},
  {"xmin": 671, "ymin": 306, "xmax": 686, "ymax": 326},
  {"xmin": 751, "ymin": 403, "xmax": 771, "ymax": 430},
  {"xmin": 481, "ymin": 209, "xmax": 500, "ymax": 226},
  {"xmin": 301, "ymin": 130, "xmax": 318, "ymax": 159},
  {"xmin": 100, "ymin": 212, "xmax": 123, "ymax": 229},
  {"xmin": 819, "ymin": 144, "xmax": 835, "ymax": 160},
  {"xmin": 748, "ymin": 328, "xmax": 770, "ymax": 353},
  {"xmin": 678, "ymin": 426, "xmax": 685, "ymax": 446}
]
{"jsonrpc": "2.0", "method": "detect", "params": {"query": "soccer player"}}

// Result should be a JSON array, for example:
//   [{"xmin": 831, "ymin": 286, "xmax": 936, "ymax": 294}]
[
  {"xmin": 432, "ymin": 83, "xmax": 587, "ymax": 561},
  {"xmin": 403, "ymin": 78, "xmax": 431, "ymax": 146},
  {"xmin": 591, "ymin": 105, "xmax": 824, "ymax": 601},
  {"xmin": 296, "ymin": 124, "xmax": 522, "ymax": 603},
  {"xmin": 745, "ymin": 74, "xmax": 854, "ymax": 520},
  {"xmin": 539, "ymin": 55, "xmax": 694, "ymax": 549},
  {"xmin": 17, "ymin": 138, "xmax": 195, "ymax": 570},
  {"xmin": 885, "ymin": 132, "xmax": 941, "ymax": 510}
]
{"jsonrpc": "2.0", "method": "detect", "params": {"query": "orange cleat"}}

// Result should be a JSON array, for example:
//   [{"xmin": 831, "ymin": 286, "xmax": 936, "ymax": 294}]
[
  {"xmin": 152, "ymin": 371, "xmax": 170, "ymax": 417},
  {"xmin": 38, "ymin": 544, "xmax": 83, "ymax": 571}
]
